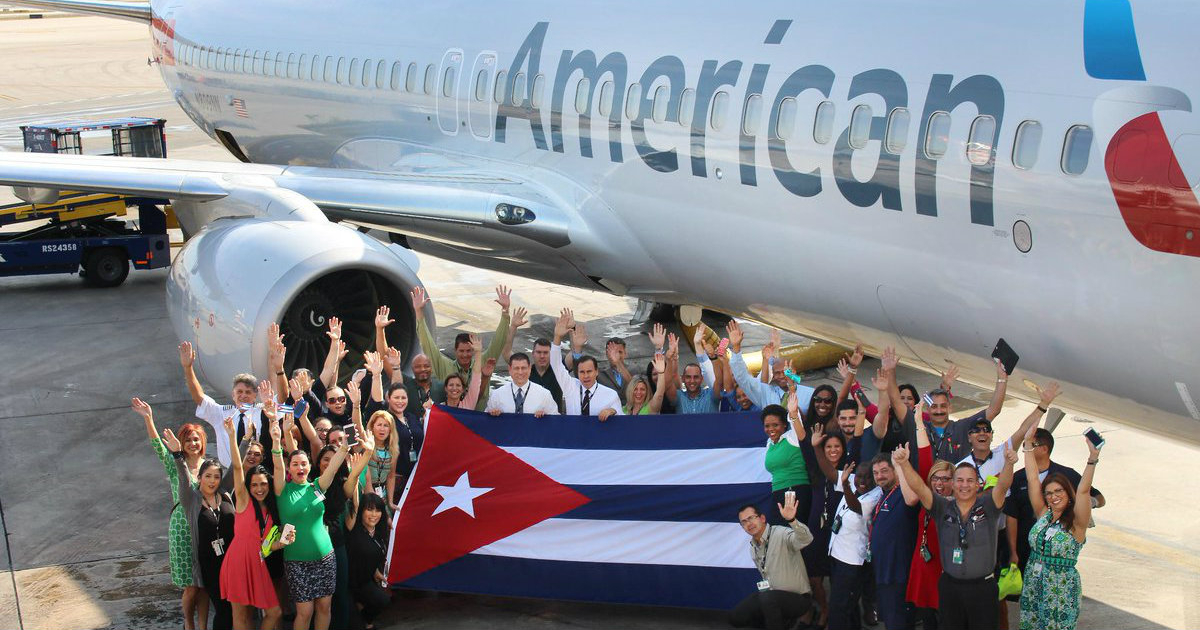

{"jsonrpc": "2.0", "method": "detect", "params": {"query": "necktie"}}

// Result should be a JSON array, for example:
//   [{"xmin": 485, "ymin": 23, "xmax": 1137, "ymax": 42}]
[
  {"xmin": 236, "ymin": 411, "xmax": 246, "ymax": 444},
  {"xmin": 581, "ymin": 388, "xmax": 592, "ymax": 415},
  {"xmin": 514, "ymin": 387, "xmax": 526, "ymax": 414}
]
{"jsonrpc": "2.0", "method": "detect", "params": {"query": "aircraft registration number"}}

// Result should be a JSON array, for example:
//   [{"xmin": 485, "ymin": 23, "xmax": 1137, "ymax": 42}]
[{"xmin": 41, "ymin": 243, "xmax": 78, "ymax": 253}]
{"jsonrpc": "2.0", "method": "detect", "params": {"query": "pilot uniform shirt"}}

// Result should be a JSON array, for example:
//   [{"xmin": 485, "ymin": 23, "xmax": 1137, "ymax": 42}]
[
  {"xmin": 827, "ymin": 476, "xmax": 880, "ymax": 566},
  {"xmin": 196, "ymin": 394, "xmax": 263, "ymax": 468},
  {"xmin": 929, "ymin": 493, "xmax": 1003, "ymax": 580},
  {"xmin": 868, "ymin": 483, "xmax": 918, "ymax": 585},
  {"xmin": 484, "ymin": 381, "xmax": 559, "ymax": 415},
  {"xmin": 549, "ymin": 348, "xmax": 623, "ymax": 416}
]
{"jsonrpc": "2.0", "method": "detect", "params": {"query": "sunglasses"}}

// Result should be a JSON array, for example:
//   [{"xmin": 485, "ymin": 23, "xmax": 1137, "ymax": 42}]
[
  {"xmin": 968, "ymin": 426, "xmax": 993, "ymax": 435},
  {"xmin": 813, "ymin": 397, "xmax": 836, "ymax": 404},
  {"xmin": 327, "ymin": 396, "xmax": 347, "ymax": 404}
]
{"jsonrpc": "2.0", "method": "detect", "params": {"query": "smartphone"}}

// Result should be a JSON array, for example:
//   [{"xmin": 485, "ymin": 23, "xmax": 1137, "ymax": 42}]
[
  {"xmin": 853, "ymin": 389, "xmax": 871, "ymax": 408},
  {"xmin": 991, "ymin": 338, "xmax": 1020, "ymax": 375},
  {"xmin": 281, "ymin": 523, "xmax": 296, "ymax": 541},
  {"xmin": 1083, "ymin": 427, "xmax": 1105, "ymax": 450},
  {"xmin": 342, "ymin": 423, "xmax": 356, "ymax": 442}
]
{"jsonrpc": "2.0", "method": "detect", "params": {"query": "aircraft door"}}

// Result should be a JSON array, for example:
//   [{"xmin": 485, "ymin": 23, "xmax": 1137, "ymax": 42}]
[
  {"xmin": 468, "ymin": 52, "xmax": 497, "ymax": 139},
  {"xmin": 436, "ymin": 49, "xmax": 464, "ymax": 135}
]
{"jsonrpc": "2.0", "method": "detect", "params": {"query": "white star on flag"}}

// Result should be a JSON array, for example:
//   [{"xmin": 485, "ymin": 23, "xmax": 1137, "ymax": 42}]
[{"xmin": 431, "ymin": 471, "xmax": 494, "ymax": 518}]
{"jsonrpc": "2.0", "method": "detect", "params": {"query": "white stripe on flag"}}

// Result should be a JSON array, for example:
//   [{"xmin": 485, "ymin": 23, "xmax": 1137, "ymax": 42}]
[
  {"xmin": 500, "ymin": 446, "xmax": 770, "ymax": 486},
  {"xmin": 471, "ymin": 518, "xmax": 756, "ymax": 569}
]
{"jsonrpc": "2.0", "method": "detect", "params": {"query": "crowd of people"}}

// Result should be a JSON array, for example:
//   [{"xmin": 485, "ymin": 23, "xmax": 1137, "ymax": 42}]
[{"xmin": 136, "ymin": 283, "xmax": 1105, "ymax": 630}]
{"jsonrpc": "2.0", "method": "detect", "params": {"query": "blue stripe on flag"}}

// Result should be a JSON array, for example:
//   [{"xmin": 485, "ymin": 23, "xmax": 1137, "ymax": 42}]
[
  {"xmin": 401, "ymin": 553, "xmax": 759, "ymax": 610},
  {"xmin": 449, "ymin": 408, "xmax": 766, "ymax": 450},
  {"xmin": 561, "ymin": 483, "xmax": 772, "ymax": 523}
]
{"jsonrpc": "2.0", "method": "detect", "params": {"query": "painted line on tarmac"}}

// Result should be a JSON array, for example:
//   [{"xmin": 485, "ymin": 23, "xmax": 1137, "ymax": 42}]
[
  {"xmin": 0, "ymin": 398, "xmax": 194, "ymax": 423},
  {"xmin": 0, "ymin": 90, "xmax": 162, "ymax": 113}
]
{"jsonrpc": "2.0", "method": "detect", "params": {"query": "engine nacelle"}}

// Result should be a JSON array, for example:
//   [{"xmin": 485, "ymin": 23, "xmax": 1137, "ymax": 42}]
[{"xmin": 166, "ymin": 218, "xmax": 429, "ymax": 390}]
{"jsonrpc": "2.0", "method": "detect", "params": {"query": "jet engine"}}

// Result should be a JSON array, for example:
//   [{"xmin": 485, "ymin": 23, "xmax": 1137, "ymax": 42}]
[{"xmin": 166, "ymin": 217, "xmax": 429, "ymax": 389}]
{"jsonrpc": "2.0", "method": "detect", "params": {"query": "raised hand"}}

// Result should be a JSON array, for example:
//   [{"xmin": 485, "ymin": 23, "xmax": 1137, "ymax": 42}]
[
  {"xmin": 385, "ymin": 346, "xmax": 403, "ymax": 371},
  {"xmin": 375, "ymin": 305, "xmax": 395, "ymax": 329},
  {"xmin": 881, "ymin": 346, "xmax": 899, "ymax": 372},
  {"xmin": 940, "ymin": 364, "xmax": 960, "ymax": 390},
  {"xmin": 268, "ymin": 418, "xmax": 282, "ymax": 443},
  {"xmin": 258, "ymin": 379, "xmax": 275, "ymax": 406},
  {"xmin": 469, "ymin": 333, "xmax": 483, "ymax": 355},
  {"xmin": 178, "ymin": 341, "xmax": 195, "ymax": 368},
  {"xmin": 326, "ymin": 316, "xmax": 343, "ymax": 341},
  {"xmin": 161, "ymin": 428, "xmax": 181, "ymax": 452},
  {"xmin": 296, "ymin": 370, "xmax": 313, "ymax": 394},
  {"xmin": 410, "ymin": 287, "xmax": 430, "ymax": 314},
  {"xmin": 483, "ymin": 357, "xmax": 497, "ymax": 379},
  {"xmin": 131, "ymin": 397, "xmax": 152, "ymax": 419},
  {"xmin": 769, "ymin": 329, "xmax": 782, "ymax": 353},
  {"xmin": 811, "ymin": 423, "xmax": 826, "ymax": 447},
  {"xmin": 606, "ymin": 341, "xmax": 622, "ymax": 366},
  {"xmin": 871, "ymin": 368, "xmax": 889, "ymax": 391},
  {"xmin": 652, "ymin": 353, "xmax": 666, "ymax": 375},
  {"xmin": 648, "ymin": 322, "xmax": 666, "ymax": 350},
  {"xmin": 1038, "ymin": 381, "xmax": 1061, "ymax": 407},
  {"xmin": 288, "ymin": 377, "xmax": 303, "ymax": 402},
  {"xmin": 1085, "ymin": 434, "xmax": 1101, "ymax": 458},
  {"xmin": 837, "ymin": 358, "xmax": 851, "ymax": 380},
  {"xmin": 570, "ymin": 322, "xmax": 589, "ymax": 351},
  {"xmin": 693, "ymin": 324, "xmax": 708, "ymax": 353},
  {"xmin": 510, "ymin": 306, "xmax": 528, "ymax": 331},
  {"xmin": 494, "ymin": 284, "xmax": 512, "ymax": 311},
  {"xmin": 891, "ymin": 444, "xmax": 910, "ymax": 467},
  {"xmin": 778, "ymin": 491, "xmax": 799, "ymax": 522},
  {"xmin": 848, "ymin": 344, "xmax": 864, "ymax": 369},
  {"xmin": 726, "ymin": 320, "xmax": 744, "ymax": 352},
  {"xmin": 787, "ymin": 382, "xmax": 800, "ymax": 418},
  {"xmin": 666, "ymin": 333, "xmax": 679, "ymax": 360},
  {"xmin": 346, "ymin": 380, "xmax": 362, "ymax": 405},
  {"xmin": 840, "ymin": 461, "xmax": 857, "ymax": 485},
  {"xmin": 222, "ymin": 415, "xmax": 236, "ymax": 437},
  {"xmin": 364, "ymin": 351, "xmax": 384, "ymax": 374},
  {"xmin": 1004, "ymin": 442, "xmax": 1019, "ymax": 466},
  {"xmin": 261, "ymin": 394, "xmax": 278, "ymax": 420},
  {"xmin": 761, "ymin": 340, "xmax": 775, "ymax": 362},
  {"xmin": 554, "ymin": 308, "xmax": 573, "ymax": 340},
  {"xmin": 335, "ymin": 339, "xmax": 348, "ymax": 361}
]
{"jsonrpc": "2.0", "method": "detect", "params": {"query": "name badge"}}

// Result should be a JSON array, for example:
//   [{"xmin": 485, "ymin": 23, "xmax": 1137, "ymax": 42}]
[
  {"xmin": 952, "ymin": 548, "xmax": 964, "ymax": 565},
  {"xmin": 312, "ymin": 487, "xmax": 325, "ymax": 502},
  {"xmin": 409, "ymin": 449, "xmax": 418, "ymax": 463},
  {"xmin": 830, "ymin": 515, "xmax": 842, "ymax": 534},
  {"xmin": 756, "ymin": 580, "xmax": 770, "ymax": 592},
  {"xmin": 211, "ymin": 538, "xmax": 225, "ymax": 557},
  {"xmin": 920, "ymin": 545, "xmax": 932, "ymax": 563}
]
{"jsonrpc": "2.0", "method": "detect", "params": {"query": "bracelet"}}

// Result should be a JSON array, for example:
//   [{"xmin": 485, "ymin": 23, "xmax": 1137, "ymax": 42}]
[
  {"xmin": 271, "ymin": 448, "xmax": 283, "ymax": 454},
  {"xmin": 848, "ymin": 368, "xmax": 857, "ymax": 375},
  {"xmin": 1086, "ymin": 459, "xmax": 1099, "ymax": 465},
  {"xmin": 276, "ymin": 371, "xmax": 285, "ymax": 376},
  {"xmin": 1036, "ymin": 405, "xmax": 1048, "ymax": 413},
  {"xmin": 1022, "ymin": 447, "xmax": 1035, "ymax": 452},
  {"xmin": 997, "ymin": 378, "xmax": 1007, "ymax": 383}
]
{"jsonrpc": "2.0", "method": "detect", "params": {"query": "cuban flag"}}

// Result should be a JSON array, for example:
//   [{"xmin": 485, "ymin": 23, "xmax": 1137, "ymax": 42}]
[{"xmin": 386, "ymin": 406, "xmax": 772, "ymax": 609}]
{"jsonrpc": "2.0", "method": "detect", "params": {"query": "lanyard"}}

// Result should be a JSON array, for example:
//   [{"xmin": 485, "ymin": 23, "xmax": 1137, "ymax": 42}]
[
  {"xmin": 512, "ymin": 384, "xmax": 525, "ymax": 408},
  {"xmin": 753, "ymin": 530, "xmax": 771, "ymax": 576},
  {"xmin": 870, "ymin": 486, "xmax": 898, "ymax": 539}
]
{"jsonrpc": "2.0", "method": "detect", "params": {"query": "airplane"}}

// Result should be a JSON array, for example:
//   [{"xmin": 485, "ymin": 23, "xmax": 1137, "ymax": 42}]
[{"xmin": 0, "ymin": 0, "xmax": 1197, "ymax": 442}]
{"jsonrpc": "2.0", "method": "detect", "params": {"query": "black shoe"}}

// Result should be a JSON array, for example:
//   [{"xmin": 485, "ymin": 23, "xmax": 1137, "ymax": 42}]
[{"xmin": 863, "ymin": 607, "xmax": 879, "ymax": 626}]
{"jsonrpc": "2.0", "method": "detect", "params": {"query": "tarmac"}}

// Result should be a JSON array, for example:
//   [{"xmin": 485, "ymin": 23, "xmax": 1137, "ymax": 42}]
[{"xmin": 0, "ymin": 15, "xmax": 1197, "ymax": 630}]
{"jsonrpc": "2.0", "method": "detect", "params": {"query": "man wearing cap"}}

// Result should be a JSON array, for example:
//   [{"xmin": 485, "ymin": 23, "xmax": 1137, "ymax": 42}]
[{"xmin": 956, "ymin": 382, "xmax": 1061, "ymax": 486}]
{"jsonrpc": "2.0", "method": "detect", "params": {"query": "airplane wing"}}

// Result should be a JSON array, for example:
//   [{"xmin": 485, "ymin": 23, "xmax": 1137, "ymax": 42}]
[
  {"xmin": 0, "ymin": 152, "xmax": 572, "ymax": 249},
  {"xmin": 0, "ymin": 0, "xmax": 149, "ymax": 22}
]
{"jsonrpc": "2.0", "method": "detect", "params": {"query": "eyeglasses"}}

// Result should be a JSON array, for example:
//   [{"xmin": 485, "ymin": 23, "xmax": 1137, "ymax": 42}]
[
  {"xmin": 968, "ymin": 426, "xmax": 993, "ymax": 435},
  {"xmin": 1043, "ymin": 488, "xmax": 1068, "ymax": 497},
  {"xmin": 316, "ymin": 427, "xmax": 331, "ymax": 434},
  {"xmin": 327, "ymin": 396, "xmax": 347, "ymax": 404},
  {"xmin": 931, "ymin": 475, "xmax": 953, "ymax": 483},
  {"xmin": 813, "ymin": 397, "xmax": 835, "ymax": 404},
  {"xmin": 738, "ymin": 516, "xmax": 761, "ymax": 525}
]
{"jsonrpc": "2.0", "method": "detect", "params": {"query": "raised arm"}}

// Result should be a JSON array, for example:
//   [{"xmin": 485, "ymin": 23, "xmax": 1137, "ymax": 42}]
[
  {"xmin": 893, "ymin": 444, "xmax": 933, "ymax": 509},
  {"xmin": 268, "ymin": 417, "xmax": 286, "ymax": 495},
  {"xmin": 483, "ymin": 285, "xmax": 514, "ymax": 362},
  {"xmin": 365, "ymin": 351, "xmax": 385, "ymax": 403},
  {"xmin": 1072, "ymin": 437, "xmax": 1100, "ymax": 541},
  {"xmin": 881, "ymin": 347, "xmax": 905, "ymax": 422},
  {"xmin": 223, "ymin": 415, "xmax": 249, "ymax": 511},
  {"xmin": 374, "ymin": 306, "xmax": 396, "ymax": 380},
  {"xmin": 132, "ymin": 397, "xmax": 159, "ymax": 441},
  {"xmin": 549, "ymin": 309, "xmax": 575, "ymax": 390},
  {"xmin": 346, "ymin": 380, "xmax": 367, "ymax": 440},
  {"xmin": 165, "ymin": 429, "xmax": 198, "ymax": 511},
  {"xmin": 840, "ymin": 464, "xmax": 863, "ymax": 514},
  {"xmin": 760, "ymin": 329, "xmax": 780, "ymax": 384},
  {"xmin": 1009, "ymin": 382, "xmax": 1060, "ymax": 448},
  {"xmin": 319, "ymin": 317, "xmax": 345, "ymax": 388},
  {"xmin": 913, "ymin": 400, "xmax": 930, "ymax": 449},
  {"xmin": 777, "ymin": 493, "xmax": 815, "ymax": 550},
  {"xmin": 871, "ymin": 369, "xmax": 892, "ymax": 439},
  {"xmin": 267, "ymin": 322, "xmax": 288, "ymax": 400},
  {"xmin": 836, "ymin": 345, "xmax": 864, "ymax": 404},
  {"xmin": 786, "ymin": 383, "xmax": 807, "ymax": 442},
  {"xmin": 992, "ymin": 442, "xmax": 1018, "ymax": 510},
  {"xmin": 317, "ymin": 438, "xmax": 353, "ymax": 492},
  {"xmin": 463, "ymin": 355, "xmax": 493, "ymax": 411},
  {"xmin": 810, "ymin": 425, "xmax": 839, "ymax": 482},
  {"xmin": 726, "ymin": 321, "xmax": 776, "ymax": 408},
  {"xmin": 647, "ymin": 354, "xmax": 668, "ymax": 414},
  {"xmin": 499, "ymin": 307, "xmax": 527, "ymax": 368},
  {"xmin": 986, "ymin": 358, "xmax": 1010, "ymax": 421},
  {"xmin": 1022, "ymin": 428, "xmax": 1046, "ymax": 517},
  {"xmin": 291, "ymin": 378, "xmax": 320, "ymax": 455},
  {"xmin": 411, "ymin": 287, "xmax": 456, "ymax": 377},
  {"xmin": 343, "ymin": 443, "xmax": 373, "ymax": 500},
  {"xmin": 178, "ymin": 342, "xmax": 205, "ymax": 406}
]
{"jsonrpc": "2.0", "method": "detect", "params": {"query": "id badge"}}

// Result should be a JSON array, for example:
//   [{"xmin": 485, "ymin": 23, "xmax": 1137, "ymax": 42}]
[
  {"xmin": 374, "ymin": 485, "xmax": 386, "ymax": 497},
  {"xmin": 409, "ymin": 448, "xmax": 418, "ymax": 463},
  {"xmin": 831, "ymin": 515, "xmax": 842, "ymax": 534},
  {"xmin": 312, "ymin": 487, "xmax": 325, "ymax": 502},
  {"xmin": 756, "ymin": 580, "xmax": 770, "ymax": 592},
  {"xmin": 952, "ymin": 547, "xmax": 964, "ymax": 565},
  {"xmin": 864, "ymin": 548, "xmax": 872, "ymax": 563},
  {"xmin": 211, "ymin": 538, "xmax": 225, "ymax": 557},
  {"xmin": 920, "ymin": 545, "xmax": 932, "ymax": 562}
]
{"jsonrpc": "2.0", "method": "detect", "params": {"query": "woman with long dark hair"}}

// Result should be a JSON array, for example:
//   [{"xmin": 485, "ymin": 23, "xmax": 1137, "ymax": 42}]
[
  {"xmin": 218, "ymin": 416, "xmax": 294, "ymax": 629},
  {"xmin": 133, "ymin": 398, "xmax": 209, "ymax": 630},
  {"xmin": 805, "ymin": 384, "xmax": 839, "ymax": 434},
  {"xmin": 345, "ymin": 492, "xmax": 392, "ymax": 630}
]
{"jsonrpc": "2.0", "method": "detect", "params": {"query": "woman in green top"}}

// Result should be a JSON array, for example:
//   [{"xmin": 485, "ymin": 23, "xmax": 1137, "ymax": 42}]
[
  {"xmin": 761, "ymin": 390, "xmax": 815, "ymax": 525},
  {"xmin": 133, "ymin": 397, "xmax": 210, "ymax": 630},
  {"xmin": 267, "ymin": 395, "xmax": 354, "ymax": 630},
  {"xmin": 623, "ymin": 355, "xmax": 669, "ymax": 415}
]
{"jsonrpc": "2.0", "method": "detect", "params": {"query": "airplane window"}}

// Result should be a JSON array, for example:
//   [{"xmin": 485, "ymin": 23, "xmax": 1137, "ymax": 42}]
[
  {"xmin": 323, "ymin": 57, "xmax": 334, "ymax": 83},
  {"xmin": 275, "ymin": 52, "xmax": 284, "ymax": 78},
  {"xmin": 298, "ymin": 54, "xmax": 309, "ymax": 80},
  {"xmin": 234, "ymin": 50, "xmax": 243, "ymax": 73},
  {"xmin": 532, "ymin": 74, "xmax": 545, "ymax": 108},
  {"xmin": 359, "ymin": 58, "xmax": 370, "ymax": 87},
  {"xmin": 254, "ymin": 51, "xmax": 264, "ymax": 76},
  {"xmin": 678, "ymin": 88, "xmax": 696, "ymax": 127},
  {"xmin": 849, "ymin": 104, "xmax": 872, "ymax": 149},
  {"xmin": 813, "ymin": 101, "xmax": 835, "ymax": 144},
  {"xmin": 710, "ymin": 90, "xmax": 729, "ymax": 131},
  {"xmin": 742, "ymin": 94, "xmax": 763, "ymax": 135},
  {"xmin": 442, "ymin": 67, "xmax": 455, "ymax": 97},
  {"xmin": 286, "ymin": 53, "xmax": 295, "ymax": 78},
  {"xmin": 243, "ymin": 50, "xmax": 253, "ymax": 74},
  {"xmin": 598, "ymin": 81, "xmax": 613, "ymax": 117},
  {"xmin": 653, "ymin": 85, "xmax": 671, "ymax": 123},
  {"xmin": 574, "ymin": 78, "xmax": 591, "ymax": 114},
  {"xmin": 376, "ymin": 60, "xmax": 387, "ymax": 89},
  {"xmin": 775, "ymin": 97, "xmax": 797, "ymax": 140},
  {"xmin": 215, "ymin": 48, "xmax": 224, "ymax": 70},
  {"xmin": 206, "ymin": 49, "xmax": 215, "ymax": 70},
  {"xmin": 311, "ymin": 55, "xmax": 322, "ymax": 81},
  {"xmin": 967, "ymin": 115, "xmax": 996, "ymax": 165},
  {"xmin": 494, "ymin": 70, "xmax": 507, "ymax": 103},
  {"xmin": 337, "ymin": 57, "xmax": 348, "ymax": 85},
  {"xmin": 1061, "ymin": 125, "xmax": 1093, "ymax": 175},
  {"xmin": 511, "ymin": 72, "xmax": 526, "ymax": 105},
  {"xmin": 625, "ymin": 83, "xmax": 642, "ymax": 119},
  {"xmin": 391, "ymin": 62, "xmax": 405, "ymax": 90},
  {"xmin": 349, "ymin": 58, "xmax": 361, "ymax": 87},
  {"xmin": 406, "ymin": 63, "xmax": 418, "ymax": 92},
  {"xmin": 424, "ymin": 64, "xmax": 436, "ymax": 95},
  {"xmin": 925, "ymin": 111, "xmax": 951, "ymax": 158},
  {"xmin": 885, "ymin": 107, "xmax": 910, "ymax": 154},
  {"xmin": 475, "ymin": 70, "xmax": 489, "ymax": 101}
]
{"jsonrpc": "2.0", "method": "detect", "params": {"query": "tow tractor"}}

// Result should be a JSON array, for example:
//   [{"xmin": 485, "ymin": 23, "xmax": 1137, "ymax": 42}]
[{"xmin": 0, "ymin": 117, "xmax": 174, "ymax": 287}]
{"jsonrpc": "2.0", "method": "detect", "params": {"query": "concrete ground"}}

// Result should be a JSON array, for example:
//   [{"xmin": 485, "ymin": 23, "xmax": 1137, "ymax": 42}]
[{"xmin": 0, "ymin": 15, "xmax": 1197, "ymax": 630}]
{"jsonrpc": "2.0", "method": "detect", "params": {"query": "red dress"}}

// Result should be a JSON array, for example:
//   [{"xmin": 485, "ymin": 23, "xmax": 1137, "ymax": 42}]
[
  {"xmin": 220, "ymin": 504, "xmax": 280, "ymax": 609},
  {"xmin": 906, "ymin": 445, "xmax": 942, "ymax": 609}
]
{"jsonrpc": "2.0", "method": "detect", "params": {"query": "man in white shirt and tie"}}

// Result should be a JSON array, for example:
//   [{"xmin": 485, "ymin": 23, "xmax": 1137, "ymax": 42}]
[
  {"xmin": 551, "ymin": 309, "xmax": 623, "ymax": 421},
  {"xmin": 179, "ymin": 340, "xmax": 271, "ymax": 468},
  {"xmin": 486, "ymin": 353, "xmax": 558, "ymax": 417}
]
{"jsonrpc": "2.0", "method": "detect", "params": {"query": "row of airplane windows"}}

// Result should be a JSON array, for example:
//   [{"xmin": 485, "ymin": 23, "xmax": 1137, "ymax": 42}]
[{"xmin": 176, "ymin": 43, "xmax": 1094, "ymax": 176}]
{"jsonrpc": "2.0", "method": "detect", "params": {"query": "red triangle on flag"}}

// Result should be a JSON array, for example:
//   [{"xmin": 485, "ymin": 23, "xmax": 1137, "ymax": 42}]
[{"xmin": 388, "ymin": 406, "xmax": 590, "ymax": 583}]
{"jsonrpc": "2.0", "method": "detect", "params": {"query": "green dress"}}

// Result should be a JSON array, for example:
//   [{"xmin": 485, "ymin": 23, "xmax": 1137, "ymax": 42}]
[
  {"xmin": 152, "ymin": 437, "xmax": 196, "ymax": 588},
  {"xmin": 1020, "ymin": 510, "xmax": 1085, "ymax": 630}
]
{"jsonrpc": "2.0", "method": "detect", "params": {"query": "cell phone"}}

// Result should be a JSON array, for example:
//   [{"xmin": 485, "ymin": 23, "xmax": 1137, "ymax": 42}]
[
  {"xmin": 853, "ymin": 389, "xmax": 871, "ymax": 408},
  {"xmin": 1083, "ymin": 427, "xmax": 1105, "ymax": 450},
  {"xmin": 990, "ymin": 338, "xmax": 1019, "ymax": 375},
  {"xmin": 782, "ymin": 368, "xmax": 804, "ymax": 385},
  {"xmin": 281, "ymin": 523, "xmax": 295, "ymax": 541},
  {"xmin": 342, "ymin": 423, "xmax": 356, "ymax": 442}
]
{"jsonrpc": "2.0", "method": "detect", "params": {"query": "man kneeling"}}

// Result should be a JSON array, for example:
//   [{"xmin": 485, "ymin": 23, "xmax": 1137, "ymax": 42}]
[{"xmin": 731, "ymin": 494, "xmax": 814, "ymax": 630}]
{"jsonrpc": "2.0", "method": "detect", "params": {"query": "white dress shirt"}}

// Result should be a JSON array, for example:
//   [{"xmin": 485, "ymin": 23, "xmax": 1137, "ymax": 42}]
[
  {"xmin": 549, "ymin": 348, "xmax": 623, "ymax": 416},
  {"xmin": 196, "ymin": 394, "xmax": 262, "ymax": 467},
  {"xmin": 484, "ymin": 381, "xmax": 559, "ymax": 415}
]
